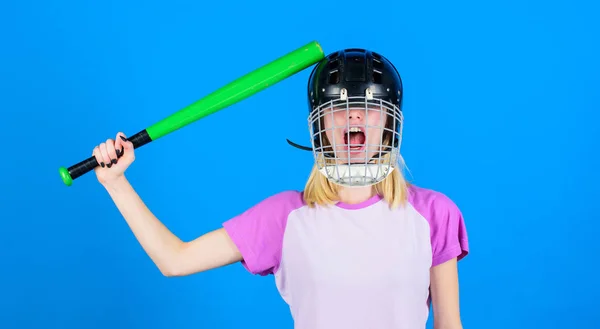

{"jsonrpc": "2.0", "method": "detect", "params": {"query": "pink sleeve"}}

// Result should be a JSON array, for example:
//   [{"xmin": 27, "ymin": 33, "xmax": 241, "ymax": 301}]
[
  {"xmin": 409, "ymin": 186, "xmax": 469, "ymax": 267},
  {"xmin": 222, "ymin": 190, "xmax": 304, "ymax": 276}
]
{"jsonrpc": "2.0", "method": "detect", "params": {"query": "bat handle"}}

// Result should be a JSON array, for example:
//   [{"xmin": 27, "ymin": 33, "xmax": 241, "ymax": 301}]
[{"xmin": 58, "ymin": 130, "xmax": 152, "ymax": 186}]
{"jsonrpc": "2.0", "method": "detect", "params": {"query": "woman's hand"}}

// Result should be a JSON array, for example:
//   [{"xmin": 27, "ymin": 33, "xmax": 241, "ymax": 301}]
[{"xmin": 92, "ymin": 132, "xmax": 135, "ymax": 186}]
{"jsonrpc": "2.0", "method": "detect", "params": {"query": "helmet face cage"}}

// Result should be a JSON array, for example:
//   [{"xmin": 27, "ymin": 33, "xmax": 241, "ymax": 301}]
[{"xmin": 308, "ymin": 89, "xmax": 404, "ymax": 187}]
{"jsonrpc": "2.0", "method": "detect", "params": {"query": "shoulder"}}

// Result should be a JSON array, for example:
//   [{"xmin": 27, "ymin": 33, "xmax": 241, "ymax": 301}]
[
  {"xmin": 240, "ymin": 190, "xmax": 306, "ymax": 220},
  {"xmin": 261, "ymin": 190, "xmax": 306, "ymax": 211},
  {"xmin": 224, "ymin": 190, "xmax": 305, "ymax": 229},
  {"xmin": 221, "ymin": 190, "xmax": 305, "ymax": 275},
  {"xmin": 407, "ymin": 184, "xmax": 469, "ymax": 266},
  {"xmin": 407, "ymin": 184, "xmax": 461, "ymax": 217}
]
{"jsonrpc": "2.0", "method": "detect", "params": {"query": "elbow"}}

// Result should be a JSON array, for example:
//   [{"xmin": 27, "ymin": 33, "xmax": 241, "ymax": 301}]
[
  {"xmin": 159, "ymin": 262, "xmax": 186, "ymax": 277},
  {"xmin": 159, "ymin": 264, "xmax": 176, "ymax": 277},
  {"xmin": 158, "ymin": 245, "xmax": 187, "ymax": 277},
  {"xmin": 161, "ymin": 268, "xmax": 181, "ymax": 277}
]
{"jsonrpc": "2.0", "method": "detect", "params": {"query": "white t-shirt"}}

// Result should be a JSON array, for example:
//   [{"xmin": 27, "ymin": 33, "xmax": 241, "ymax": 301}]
[{"xmin": 223, "ymin": 184, "xmax": 469, "ymax": 329}]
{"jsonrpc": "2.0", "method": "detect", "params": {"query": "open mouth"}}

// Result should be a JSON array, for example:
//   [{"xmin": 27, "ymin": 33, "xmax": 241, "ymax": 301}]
[{"xmin": 343, "ymin": 127, "xmax": 366, "ymax": 151}]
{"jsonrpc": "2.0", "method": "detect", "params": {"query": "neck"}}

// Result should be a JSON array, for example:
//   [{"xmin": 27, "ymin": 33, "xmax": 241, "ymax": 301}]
[{"xmin": 337, "ymin": 185, "xmax": 377, "ymax": 205}]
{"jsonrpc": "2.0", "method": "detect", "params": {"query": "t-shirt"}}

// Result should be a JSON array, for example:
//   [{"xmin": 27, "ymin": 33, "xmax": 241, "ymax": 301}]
[{"xmin": 222, "ymin": 184, "xmax": 469, "ymax": 329}]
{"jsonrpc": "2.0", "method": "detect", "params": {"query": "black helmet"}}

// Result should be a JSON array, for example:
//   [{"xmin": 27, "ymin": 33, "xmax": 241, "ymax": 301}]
[
  {"xmin": 308, "ymin": 48, "xmax": 403, "ymax": 111},
  {"xmin": 287, "ymin": 48, "xmax": 404, "ymax": 152}
]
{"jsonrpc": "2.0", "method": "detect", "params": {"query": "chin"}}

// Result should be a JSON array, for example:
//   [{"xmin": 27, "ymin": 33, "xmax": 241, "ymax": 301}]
[{"xmin": 333, "ymin": 149, "xmax": 378, "ymax": 164}]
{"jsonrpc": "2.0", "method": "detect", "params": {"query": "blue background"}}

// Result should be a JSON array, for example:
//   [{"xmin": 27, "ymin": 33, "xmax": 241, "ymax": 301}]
[{"xmin": 1, "ymin": 0, "xmax": 598, "ymax": 328}]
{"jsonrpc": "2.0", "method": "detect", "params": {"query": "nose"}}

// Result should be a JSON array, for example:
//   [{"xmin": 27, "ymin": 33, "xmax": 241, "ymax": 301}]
[{"xmin": 348, "ymin": 109, "xmax": 363, "ymax": 121}]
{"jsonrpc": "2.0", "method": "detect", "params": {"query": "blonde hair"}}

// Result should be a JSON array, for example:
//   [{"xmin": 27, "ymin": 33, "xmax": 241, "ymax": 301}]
[{"xmin": 303, "ymin": 155, "xmax": 409, "ymax": 209}]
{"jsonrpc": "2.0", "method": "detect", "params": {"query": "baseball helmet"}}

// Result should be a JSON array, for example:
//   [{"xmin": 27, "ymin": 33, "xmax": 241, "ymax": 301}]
[{"xmin": 287, "ymin": 48, "xmax": 404, "ymax": 187}]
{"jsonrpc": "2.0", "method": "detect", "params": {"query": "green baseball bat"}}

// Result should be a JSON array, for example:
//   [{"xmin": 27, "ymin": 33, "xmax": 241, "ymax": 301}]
[{"xmin": 59, "ymin": 40, "xmax": 325, "ymax": 186}]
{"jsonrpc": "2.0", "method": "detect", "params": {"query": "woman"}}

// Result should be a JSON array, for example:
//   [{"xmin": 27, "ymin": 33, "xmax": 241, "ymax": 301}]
[{"xmin": 92, "ymin": 48, "xmax": 469, "ymax": 329}]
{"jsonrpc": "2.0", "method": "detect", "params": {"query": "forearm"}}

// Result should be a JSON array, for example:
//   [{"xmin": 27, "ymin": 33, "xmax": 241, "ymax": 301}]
[
  {"xmin": 433, "ymin": 320, "xmax": 463, "ymax": 329},
  {"xmin": 103, "ymin": 176, "xmax": 183, "ymax": 275},
  {"xmin": 433, "ymin": 306, "xmax": 463, "ymax": 329}
]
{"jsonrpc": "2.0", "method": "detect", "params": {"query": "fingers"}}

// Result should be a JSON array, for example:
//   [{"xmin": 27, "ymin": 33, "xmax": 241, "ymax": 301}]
[
  {"xmin": 114, "ymin": 132, "xmax": 125, "ymax": 158},
  {"xmin": 98, "ymin": 142, "xmax": 113, "ymax": 168},
  {"xmin": 93, "ymin": 146, "xmax": 105, "ymax": 168},
  {"xmin": 114, "ymin": 132, "xmax": 135, "ymax": 157},
  {"xmin": 93, "ymin": 132, "xmax": 134, "ymax": 170},
  {"xmin": 105, "ymin": 138, "xmax": 118, "ymax": 165},
  {"xmin": 118, "ymin": 132, "xmax": 134, "ymax": 151},
  {"xmin": 96, "ymin": 139, "xmax": 117, "ymax": 168}
]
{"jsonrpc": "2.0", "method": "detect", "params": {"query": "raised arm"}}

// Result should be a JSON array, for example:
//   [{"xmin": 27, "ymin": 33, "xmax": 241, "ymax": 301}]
[
  {"xmin": 93, "ymin": 132, "xmax": 242, "ymax": 277},
  {"xmin": 104, "ymin": 176, "xmax": 242, "ymax": 276}
]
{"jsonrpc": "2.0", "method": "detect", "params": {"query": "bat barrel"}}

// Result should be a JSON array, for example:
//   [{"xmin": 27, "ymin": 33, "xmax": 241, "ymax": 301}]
[{"xmin": 146, "ymin": 40, "xmax": 324, "ymax": 140}]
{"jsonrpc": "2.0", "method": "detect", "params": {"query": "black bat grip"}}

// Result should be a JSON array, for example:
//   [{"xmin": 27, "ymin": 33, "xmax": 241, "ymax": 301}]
[{"xmin": 59, "ymin": 130, "xmax": 152, "ymax": 186}]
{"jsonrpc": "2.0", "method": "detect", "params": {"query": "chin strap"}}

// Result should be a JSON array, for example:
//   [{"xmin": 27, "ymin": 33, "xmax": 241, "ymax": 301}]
[{"xmin": 286, "ymin": 139, "xmax": 313, "ymax": 151}]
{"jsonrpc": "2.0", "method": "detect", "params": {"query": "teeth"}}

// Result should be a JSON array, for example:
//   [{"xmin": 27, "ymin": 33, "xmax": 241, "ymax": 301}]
[{"xmin": 348, "ymin": 127, "xmax": 362, "ymax": 133}]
